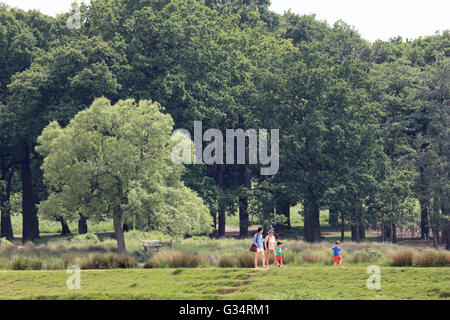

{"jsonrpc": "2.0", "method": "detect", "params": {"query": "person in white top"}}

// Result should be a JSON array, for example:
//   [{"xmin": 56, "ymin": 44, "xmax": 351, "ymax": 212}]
[{"xmin": 264, "ymin": 229, "xmax": 277, "ymax": 266}]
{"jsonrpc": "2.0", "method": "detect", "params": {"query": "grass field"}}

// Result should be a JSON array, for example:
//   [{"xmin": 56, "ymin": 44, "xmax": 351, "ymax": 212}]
[
  {"xmin": 0, "ymin": 266, "xmax": 448, "ymax": 300},
  {"xmin": 2, "ymin": 207, "xmax": 448, "ymax": 300}
]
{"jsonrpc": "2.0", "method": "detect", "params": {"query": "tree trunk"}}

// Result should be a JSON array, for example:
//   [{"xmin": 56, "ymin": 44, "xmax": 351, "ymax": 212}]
[
  {"xmin": 32, "ymin": 198, "xmax": 39, "ymax": 239},
  {"xmin": 441, "ymin": 204, "xmax": 450, "ymax": 250},
  {"xmin": 351, "ymin": 224, "xmax": 359, "ymax": 242},
  {"xmin": 78, "ymin": 214, "xmax": 88, "ymax": 234},
  {"xmin": 419, "ymin": 199, "xmax": 430, "ymax": 240},
  {"xmin": 445, "ymin": 225, "xmax": 450, "ymax": 251},
  {"xmin": 328, "ymin": 207, "xmax": 339, "ymax": 228},
  {"xmin": 432, "ymin": 228, "xmax": 439, "ymax": 248},
  {"xmin": 21, "ymin": 145, "xmax": 36, "ymax": 243},
  {"xmin": 392, "ymin": 223, "xmax": 397, "ymax": 244},
  {"xmin": 275, "ymin": 196, "xmax": 291, "ymax": 230},
  {"xmin": 216, "ymin": 164, "xmax": 226, "ymax": 237},
  {"xmin": 113, "ymin": 205, "xmax": 126, "ymax": 254},
  {"xmin": 358, "ymin": 222, "xmax": 366, "ymax": 241},
  {"xmin": 212, "ymin": 213, "xmax": 217, "ymax": 236},
  {"xmin": 440, "ymin": 230, "xmax": 446, "ymax": 245},
  {"xmin": 303, "ymin": 188, "xmax": 321, "ymax": 242},
  {"xmin": 340, "ymin": 212, "xmax": 345, "ymax": 242},
  {"xmin": 58, "ymin": 217, "xmax": 71, "ymax": 235},
  {"xmin": 384, "ymin": 222, "xmax": 392, "ymax": 240},
  {"xmin": 0, "ymin": 164, "xmax": 14, "ymax": 240},
  {"xmin": 238, "ymin": 164, "xmax": 250, "ymax": 238},
  {"xmin": 380, "ymin": 222, "xmax": 386, "ymax": 242},
  {"xmin": 0, "ymin": 212, "xmax": 14, "ymax": 241}
]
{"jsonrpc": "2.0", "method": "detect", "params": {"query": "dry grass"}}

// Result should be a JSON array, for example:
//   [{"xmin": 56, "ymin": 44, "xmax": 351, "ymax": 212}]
[
  {"xmin": 217, "ymin": 255, "xmax": 238, "ymax": 268},
  {"xmin": 144, "ymin": 251, "xmax": 205, "ymax": 268},
  {"xmin": 414, "ymin": 250, "xmax": 450, "ymax": 267},
  {"xmin": 389, "ymin": 249, "xmax": 414, "ymax": 266}
]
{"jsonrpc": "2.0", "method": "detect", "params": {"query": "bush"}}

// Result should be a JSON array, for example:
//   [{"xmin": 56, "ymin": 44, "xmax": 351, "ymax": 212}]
[
  {"xmin": 0, "ymin": 238, "xmax": 14, "ymax": 247},
  {"xmin": 44, "ymin": 257, "xmax": 65, "ymax": 270},
  {"xmin": 414, "ymin": 250, "xmax": 450, "ymax": 267},
  {"xmin": 299, "ymin": 251, "xmax": 328, "ymax": 264},
  {"xmin": 389, "ymin": 249, "xmax": 414, "ymax": 266},
  {"xmin": 217, "ymin": 255, "xmax": 238, "ymax": 268},
  {"xmin": 236, "ymin": 253, "xmax": 254, "ymax": 268},
  {"xmin": 282, "ymin": 250, "xmax": 297, "ymax": 265},
  {"xmin": 11, "ymin": 256, "xmax": 43, "ymax": 270},
  {"xmin": 144, "ymin": 251, "xmax": 204, "ymax": 268},
  {"xmin": 435, "ymin": 251, "xmax": 450, "ymax": 266},
  {"xmin": 285, "ymin": 241, "xmax": 310, "ymax": 253},
  {"xmin": 80, "ymin": 253, "xmax": 136, "ymax": 269},
  {"xmin": 72, "ymin": 233, "xmax": 99, "ymax": 243},
  {"xmin": 351, "ymin": 248, "xmax": 385, "ymax": 264},
  {"xmin": 114, "ymin": 254, "xmax": 137, "ymax": 268}
]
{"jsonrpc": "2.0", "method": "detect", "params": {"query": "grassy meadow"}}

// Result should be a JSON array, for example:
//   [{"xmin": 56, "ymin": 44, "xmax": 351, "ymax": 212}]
[
  {"xmin": 1, "ymin": 209, "xmax": 449, "ymax": 300},
  {"xmin": 0, "ymin": 267, "xmax": 448, "ymax": 300}
]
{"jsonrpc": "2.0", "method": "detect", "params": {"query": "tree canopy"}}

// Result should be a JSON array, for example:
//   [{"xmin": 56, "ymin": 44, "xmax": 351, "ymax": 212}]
[
  {"xmin": 37, "ymin": 98, "xmax": 212, "ymax": 253},
  {"xmin": 0, "ymin": 0, "xmax": 448, "ymax": 250}
]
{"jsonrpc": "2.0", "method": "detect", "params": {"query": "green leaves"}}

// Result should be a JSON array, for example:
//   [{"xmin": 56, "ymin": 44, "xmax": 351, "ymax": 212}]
[{"xmin": 37, "ymin": 98, "xmax": 212, "ymax": 237}]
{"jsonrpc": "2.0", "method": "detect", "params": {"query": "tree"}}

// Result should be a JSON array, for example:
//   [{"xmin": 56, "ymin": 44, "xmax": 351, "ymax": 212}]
[
  {"xmin": 37, "ymin": 98, "xmax": 212, "ymax": 253},
  {"xmin": 0, "ymin": 5, "xmax": 55, "ymax": 242},
  {"xmin": 415, "ymin": 54, "xmax": 450, "ymax": 248},
  {"xmin": 370, "ymin": 57, "xmax": 423, "ymax": 240},
  {"xmin": 6, "ymin": 35, "xmax": 127, "ymax": 242}
]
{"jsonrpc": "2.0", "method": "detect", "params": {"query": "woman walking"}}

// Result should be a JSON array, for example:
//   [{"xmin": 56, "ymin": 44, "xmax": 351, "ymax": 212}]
[
  {"xmin": 264, "ymin": 229, "xmax": 277, "ymax": 266},
  {"xmin": 253, "ymin": 227, "xmax": 268, "ymax": 269}
]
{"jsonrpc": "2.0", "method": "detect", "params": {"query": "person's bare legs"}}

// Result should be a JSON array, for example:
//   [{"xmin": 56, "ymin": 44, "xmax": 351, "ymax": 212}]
[
  {"xmin": 261, "ymin": 251, "xmax": 269, "ymax": 268},
  {"xmin": 254, "ymin": 251, "xmax": 259, "ymax": 269},
  {"xmin": 271, "ymin": 250, "xmax": 277, "ymax": 266}
]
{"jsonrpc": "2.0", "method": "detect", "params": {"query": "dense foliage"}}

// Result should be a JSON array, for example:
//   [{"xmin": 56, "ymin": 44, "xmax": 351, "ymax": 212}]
[{"xmin": 0, "ymin": 1, "xmax": 448, "ymax": 250}]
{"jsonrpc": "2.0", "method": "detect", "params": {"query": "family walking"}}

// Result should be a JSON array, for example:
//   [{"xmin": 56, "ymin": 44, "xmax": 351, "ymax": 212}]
[
  {"xmin": 251, "ymin": 228, "xmax": 344, "ymax": 269},
  {"xmin": 251, "ymin": 227, "xmax": 285, "ymax": 269}
]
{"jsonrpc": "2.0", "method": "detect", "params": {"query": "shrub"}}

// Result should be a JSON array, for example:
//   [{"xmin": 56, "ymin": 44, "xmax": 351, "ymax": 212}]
[
  {"xmin": 217, "ymin": 255, "xmax": 238, "ymax": 268},
  {"xmin": 114, "ymin": 254, "xmax": 136, "ymax": 268},
  {"xmin": 62, "ymin": 254, "xmax": 79, "ymax": 267},
  {"xmin": 389, "ymin": 249, "xmax": 414, "ymax": 266},
  {"xmin": 283, "ymin": 241, "xmax": 309, "ymax": 253},
  {"xmin": 11, "ymin": 256, "xmax": 43, "ymax": 270},
  {"xmin": 81, "ymin": 254, "xmax": 112, "ymax": 269},
  {"xmin": 72, "ymin": 233, "xmax": 100, "ymax": 243},
  {"xmin": 282, "ymin": 250, "xmax": 297, "ymax": 265},
  {"xmin": 351, "ymin": 248, "xmax": 385, "ymax": 264},
  {"xmin": 435, "ymin": 251, "xmax": 450, "ymax": 266},
  {"xmin": 414, "ymin": 250, "xmax": 437, "ymax": 267},
  {"xmin": 0, "ymin": 238, "xmax": 13, "ymax": 247},
  {"xmin": 144, "ymin": 251, "xmax": 204, "ymax": 268},
  {"xmin": 414, "ymin": 250, "xmax": 450, "ymax": 267},
  {"xmin": 299, "ymin": 251, "xmax": 328, "ymax": 264},
  {"xmin": 172, "ymin": 251, "xmax": 204, "ymax": 268},
  {"xmin": 79, "ymin": 253, "xmax": 135, "ymax": 269},
  {"xmin": 44, "ymin": 257, "xmax": 65, "ymax": 270},
  {"xmin": 236, "ymin": 253, "xmax": 254, "ymax": 268}
]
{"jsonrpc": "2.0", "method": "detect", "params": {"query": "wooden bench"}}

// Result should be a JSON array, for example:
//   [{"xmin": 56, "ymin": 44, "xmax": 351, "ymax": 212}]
[{"xmin": 142, "ymin": 239, "xmax": 173, "ymax": 252}]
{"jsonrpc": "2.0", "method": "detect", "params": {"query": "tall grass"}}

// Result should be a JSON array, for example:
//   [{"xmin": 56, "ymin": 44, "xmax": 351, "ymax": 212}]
[
  {"xmin": 389, "ymin": 249, "xmax": 414, "ymax": 266},
  {"xmin": 144, "ymin": 251, "xmax": 205, "ymax": 268},
  {"xmin": 0, "ymin": 231, "xmax": 448, "ymax": 269}
]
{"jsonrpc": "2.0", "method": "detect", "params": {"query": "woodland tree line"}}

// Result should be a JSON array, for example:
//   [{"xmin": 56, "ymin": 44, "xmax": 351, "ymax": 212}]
[{"xmin": 0, "ymin": 0, "xmax": 448, "ymax": 249}]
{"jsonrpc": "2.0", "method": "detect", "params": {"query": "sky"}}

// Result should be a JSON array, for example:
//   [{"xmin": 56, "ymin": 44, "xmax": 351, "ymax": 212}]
[{"xmin": 1, "ymin": 0, "xmax": 449, "ymax": 42}]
